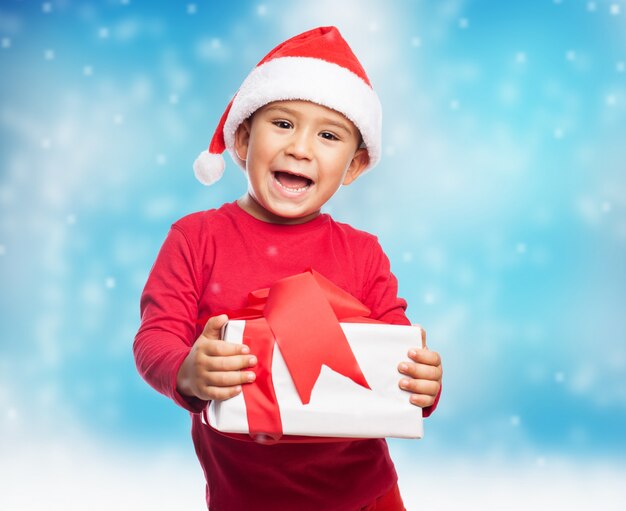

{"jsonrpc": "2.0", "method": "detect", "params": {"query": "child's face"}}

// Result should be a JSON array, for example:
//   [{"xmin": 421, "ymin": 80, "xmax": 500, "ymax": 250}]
[{"xmin": 234, "ymin": 100, "xmax": 369, "ymax": 224}]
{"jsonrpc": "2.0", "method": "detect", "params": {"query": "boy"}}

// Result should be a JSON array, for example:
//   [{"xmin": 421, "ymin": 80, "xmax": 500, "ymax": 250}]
[{"xmin": 134, "ymin": 27, "xmax": 442, "ymax": 511}]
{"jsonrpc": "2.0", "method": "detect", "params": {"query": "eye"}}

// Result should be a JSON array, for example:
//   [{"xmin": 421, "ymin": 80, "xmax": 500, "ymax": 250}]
[
  {"xmin": 320, "ymin": 131, "xmax": 339, "ymax": 141},
  {"xmin": 272, "ymin": 120, "xmax": 293, "ymax": 129}
]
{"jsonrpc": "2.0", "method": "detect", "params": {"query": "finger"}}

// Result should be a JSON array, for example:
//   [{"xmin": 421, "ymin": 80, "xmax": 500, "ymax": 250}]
[
  {"xmin": 407, "ymin": 348, "xmax": 441, "ymax": 367},
  {"xmin": 399, "ymin": 378, "xmax": 440, "ymax": 396},
  {"xmin": 202, "ymin": 339, "xmax": 253, "ymax": 358},
  {"xmin": 398, "ymin": 361, "xmax": 442, "ymax": 381},
  {"xmin": 201, "ymin": 314, "xmax": 230, "ymax": 341},
  {"xmin": 412, "ymin": 324, "xmax": 427, "ymax": 349},
  {"xmin": 203, "ymin": 369, "xmax": 257, "ymax": 388},
  {"xmin": 204, "ymin": 353, "xmax": 257, "ymax": 372},
  {"xmin": 200, "ymin": 384, "xmax": 243, "ymax": 402},
  {"xmin": 408, "ymin": 392, "xmax": 437, "ymax": 408}
]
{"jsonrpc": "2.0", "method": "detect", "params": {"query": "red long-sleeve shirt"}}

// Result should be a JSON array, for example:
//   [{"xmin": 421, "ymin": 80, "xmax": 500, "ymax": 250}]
[{"xmin": 134, "ymin": 201, "xmax": 436, "ymax": 511}]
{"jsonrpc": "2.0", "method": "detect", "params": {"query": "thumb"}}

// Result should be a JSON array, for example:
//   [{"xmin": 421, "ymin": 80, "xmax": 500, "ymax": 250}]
[
  {"xmin": 202, "ymin": 314, "xmax": 229, "ymax": 340},
  {"xmin": 413, "ymin": 323, "xmax": 428, "ymax": 350}
]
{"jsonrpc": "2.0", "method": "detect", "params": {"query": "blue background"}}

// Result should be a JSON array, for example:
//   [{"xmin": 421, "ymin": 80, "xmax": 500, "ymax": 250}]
[{"xmin": 1, "ymin": 1, "xmax": 625, "ymax": 509}]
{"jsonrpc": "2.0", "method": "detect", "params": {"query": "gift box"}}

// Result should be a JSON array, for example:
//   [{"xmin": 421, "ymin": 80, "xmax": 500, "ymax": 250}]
[{"xmin": 201, "ymin": 269, "xmax": 424, "ymax": 442}]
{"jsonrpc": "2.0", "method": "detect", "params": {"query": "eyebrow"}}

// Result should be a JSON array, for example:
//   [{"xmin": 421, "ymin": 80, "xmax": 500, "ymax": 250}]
[{"xmin": 263, "ymin": 105, "xmax": 354, "ymax": 135}]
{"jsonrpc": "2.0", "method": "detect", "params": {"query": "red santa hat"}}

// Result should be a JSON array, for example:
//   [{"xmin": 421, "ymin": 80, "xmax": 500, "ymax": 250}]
[{"xmin": 193, "ymin": 26, "xmax": 382, "ymax": 185}]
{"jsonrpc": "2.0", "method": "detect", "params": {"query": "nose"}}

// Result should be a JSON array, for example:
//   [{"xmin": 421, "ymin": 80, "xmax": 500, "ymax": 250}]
[{"xmin": 285, "ymin": 129, "xmax": 313, "ymax": 160}]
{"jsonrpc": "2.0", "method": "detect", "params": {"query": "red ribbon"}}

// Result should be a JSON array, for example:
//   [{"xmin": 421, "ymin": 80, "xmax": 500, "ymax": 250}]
[{"xmin": 201, "ymin": 269, "xmax": 373, "ymax": 441}]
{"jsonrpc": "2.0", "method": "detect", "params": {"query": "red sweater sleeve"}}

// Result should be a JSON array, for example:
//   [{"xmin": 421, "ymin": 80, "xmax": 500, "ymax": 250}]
[{"xmin": 133, "ymin": 225, "xmax": 206, "ymax": 413}]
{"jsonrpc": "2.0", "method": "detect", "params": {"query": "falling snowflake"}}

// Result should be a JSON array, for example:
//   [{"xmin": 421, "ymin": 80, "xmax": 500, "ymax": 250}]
[
  {"xmin": 105, "ymin": 277, "xmax": 116, "ymax": 289},
  {"xmin": 210, "ymin": 282, "xmax": 221, "ymax": 294},
  {"xmin": 1, "ymin": 37, "xmax": 10, "ymax": 49},
  {"xmin": 99, "ymin": 27, "xmax": 110, "ymax": 39},
  {"xmin": 510, "ymin": 415, "xmax": 521, "ymax": 427},
  {"xmin": 554, "ymin": 371, "xmax": 565, "ymax": 383},
  {"xmin": 66, "ymin": 214, "xmax": 77, "ymax": 225},
  {"xmin": 610, "ymin": 3, "xmax": 621, "ymax": 15},
  {"xmin": 44, "ymin": 49, "xmax": 55, "ymax": 60},
  {"xmin": 83, "ymin": 65, "xmax": 93, "ymax": 76},
  {"xmin": 587, "ymin": 1, "xmax": 597, "ymax": 12},
  {"xmin": 516, "ymin": 242, "xmax": 527, "ymax": 254},
  {"xmin": 449, "ymin": 99, "xmax": 460, "ymax": 110},
  {"xmin": 156, "ymin": 154, "xmax": 167, "ymax": 166},
  {"xmin": 113, "ymin": 114, "xmax": 124, "ymax": 125},
  {"xmin": 41, "ymin": 138, "xmax": 52, "ymax": 149},
  {"xmin": 42, "ymin": 2, "xmax": 52, "ymax": 13},
  {"xmin": 257, "ymin": 4, "xmax": 267, "ymax": 16},
  {"xmin": 554, "ymin": 128, "xmax": 564, "ymax": 139},
  {"xmin": 169, "ymin": 93, "xmax": 179, "ymax": 105},
  {"xmin": 187, "ymin": 4, "xmax": 197, "ymax": 15},
  {"xmin": 515, "ymin": 51, "xmax": 527, "ymax": 63},
  {"xmin": 458, "ymin": 18, "xmax": 469, "ymax": 29},
  {"xmin": 266, "ymin": 245, "xmax": 278, "ymax": 257},
  {"xmin": 410, "ymin": 36, "xmax": 422, "ymax": 48},
  {"xmin": 565, "ymin": 50, "xmax": 576, "ymax": 61},
  {"xmin": 0, "ymin": 244, "xmax": 6, "ymax": 256},
  {"xmin": 617, "ymin": 61, "xmax": 625, "ymax": 73}
]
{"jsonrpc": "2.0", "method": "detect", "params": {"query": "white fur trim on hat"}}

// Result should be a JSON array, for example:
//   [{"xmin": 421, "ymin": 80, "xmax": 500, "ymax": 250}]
[
  {"xmin": 223, "ymin": 56, "xmax": 382, "ymax": 172},
  {"xmin": 193, "ymin": 151, "xmax": 226, "ymax": 186}
]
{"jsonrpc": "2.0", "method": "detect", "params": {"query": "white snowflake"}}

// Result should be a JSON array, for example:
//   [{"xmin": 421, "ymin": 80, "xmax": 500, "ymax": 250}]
[
  {"xmin": 554, "ymin": 371, "xmax": 565, "ymax": 383},
  {"xmin": 41, "ymin": 138, "xmax": 52, "ymax": 149},
  {"xmin": 187, "ymin": 4, "xmax": 197, "ymax": 15},
  {"xmin": 113, "ymin": 114, "xmax": 124, "ymax": 125},
  {"xmin": 0, "ymin": 244, "xmax": 6, "ymax": 256},
  {"xmin": 617, "ymin": 61, "xmax": 625, "ymax": 73},
  {"xmin": 105, "ymin": 277, "xmax": 116, "ymax": 289},
  {"xmin": 565, "ymin": 50, "xmax": 576, "ymax": 61},
  {"xmin": 156, "ymin": 154, "xmax": 167, "ymax": 166},
  {"xmin": 606, "ymin": 94, "xmax": 617, "ymax": 106},
  {"xmin": 410, "ymin": 36, "xmax": 422, "ymax": 48},
  {"xmin": 510, "ymin": 415, "xmax": 521, "ymax": 427},
  {"xmin": 1, "ymin": 37, "xmax": 10, "ymax": 49},
  {"xmin": 587, "ymin": 1, "xmax": 597, "ymax": 12},
  {"xmin": 99, "ymin": 27, "xmax": 110, "ymax": 39},
  {"xmin": 83, "ymin": 65, "xmax": 93, "ymax": 76},
  {"xmin": 42, "ymin": 2, "xmax": 52, "ymax": 13},
  {"xmin": 515, "ymin": 51, "xmax": 527, "ymax": 63},
  {"xmin": 257, "ymin": 4, "xmax": 267, "ymax": 16},
  {"xmin": 449, "ymin": 99, "xmax": 460, "ymax": 110},
  {"xmin": 610, "ymin": 3, "xmax": 621, "ymax": 15},
  {"xmin": 66, "ymin": 214, "xmax": 77, "ymax": 225},
  {"xmin": 169, "ymin": 93, "xmax": 179, "ymax": 105},
  {"xmin": 44, "ymin": 49, "xmax": 55, "ymax": 60},
  {"xmin": 458, "ymin": 18, "xmax": 469, "ymax": 29},
  {"xmin": 516, "ymin": 242, "xmax": 527, "ymax": 254},
  {"xmin": 554, "ymin": 128, "xmax": 564, "ymax": 139}
]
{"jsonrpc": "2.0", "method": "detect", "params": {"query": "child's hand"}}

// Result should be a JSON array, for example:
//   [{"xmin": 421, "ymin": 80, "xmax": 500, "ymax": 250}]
[
  {"xmin": 397, "ymin": 327, "xmax": 442, "ymax": 408},
  {"xmin": 176, "ymin": 314, "xmax": 257, "ymax": 402}
]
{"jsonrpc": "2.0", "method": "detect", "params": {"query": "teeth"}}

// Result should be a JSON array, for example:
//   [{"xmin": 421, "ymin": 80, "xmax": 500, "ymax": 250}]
[{"xmin": 274, "ymin": 175, "xmax": 311, "ymax": 193}]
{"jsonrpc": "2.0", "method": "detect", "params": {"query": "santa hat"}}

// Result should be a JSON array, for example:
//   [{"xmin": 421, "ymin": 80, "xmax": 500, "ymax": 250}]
[{"xmin": 193, "ymin": 26, "xmax": 382, "ymax": 185}]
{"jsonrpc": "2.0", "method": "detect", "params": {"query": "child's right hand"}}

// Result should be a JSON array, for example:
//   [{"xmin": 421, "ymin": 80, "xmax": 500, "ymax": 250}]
[{"xmin": 176, "ymin": 314, "xmax": 257, "ymax": 402}]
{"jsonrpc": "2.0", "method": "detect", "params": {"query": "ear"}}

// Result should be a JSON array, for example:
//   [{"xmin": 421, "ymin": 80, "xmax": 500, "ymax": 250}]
[
  {"xmin": 234, "ymin": 119, "xmax": 252, "ymax": 163},
  {"xmin": 342, "ymin": 147, "xmax": 370, "ymax": 186}
]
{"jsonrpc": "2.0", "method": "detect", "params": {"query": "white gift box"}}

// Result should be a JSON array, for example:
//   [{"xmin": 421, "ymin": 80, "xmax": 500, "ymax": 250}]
[{"xmin": 204, "ymin": 320, "xmax": 424, "ymax": 440}]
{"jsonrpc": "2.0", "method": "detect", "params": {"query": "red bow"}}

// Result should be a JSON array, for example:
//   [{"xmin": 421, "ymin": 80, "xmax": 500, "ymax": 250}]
[{"xmin": 203, "ymin": 269, "xmax": 373, "ymax": 441}]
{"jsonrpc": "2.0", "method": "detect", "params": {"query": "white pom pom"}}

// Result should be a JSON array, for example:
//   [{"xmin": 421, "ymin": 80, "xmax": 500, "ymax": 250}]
[{"xmin": 193, "ymin": 151, "xmax": 225, "ymax": 185}]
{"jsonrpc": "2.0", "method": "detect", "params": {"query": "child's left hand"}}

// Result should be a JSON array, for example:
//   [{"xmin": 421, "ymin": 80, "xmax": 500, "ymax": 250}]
[{"xmin": 398, "ymin": 328, "xmax": 442, "ymax": 408}]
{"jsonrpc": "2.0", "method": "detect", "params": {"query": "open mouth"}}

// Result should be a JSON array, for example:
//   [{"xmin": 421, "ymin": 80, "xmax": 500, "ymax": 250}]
[{"xmin": 273, "ymin": 170, "xmax": 314, "ymax": 193}]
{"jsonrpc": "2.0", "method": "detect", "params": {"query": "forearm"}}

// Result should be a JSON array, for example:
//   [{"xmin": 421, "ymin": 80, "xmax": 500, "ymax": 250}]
[{"xmin": 133, "ymin": 328, "xmax": 207, "ymax": 413}]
